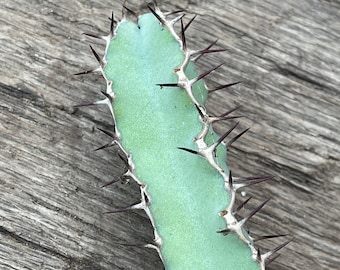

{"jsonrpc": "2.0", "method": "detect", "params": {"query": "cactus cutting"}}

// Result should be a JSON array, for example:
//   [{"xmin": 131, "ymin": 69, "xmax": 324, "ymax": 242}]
[{"xmin": 75, "ymin": 2, "xmax": 290, "ymax": 269}]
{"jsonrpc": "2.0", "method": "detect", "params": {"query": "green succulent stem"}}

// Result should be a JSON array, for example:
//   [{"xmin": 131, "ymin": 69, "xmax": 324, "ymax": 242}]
[{"xmin": 78, "ymin": 3, "xmax": 289, "ymax": 269}]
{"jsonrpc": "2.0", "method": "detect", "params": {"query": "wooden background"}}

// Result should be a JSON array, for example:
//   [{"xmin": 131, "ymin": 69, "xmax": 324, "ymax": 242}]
[{"xmin": 1, "ymin": 0, "xmax": 339, "ymax": 269}]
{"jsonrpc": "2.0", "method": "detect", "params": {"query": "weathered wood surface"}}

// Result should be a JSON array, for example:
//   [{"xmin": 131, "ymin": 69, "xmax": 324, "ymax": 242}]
[{"xmin": 1, "ymin": 0, "xmax": 339, "ymax": 269}]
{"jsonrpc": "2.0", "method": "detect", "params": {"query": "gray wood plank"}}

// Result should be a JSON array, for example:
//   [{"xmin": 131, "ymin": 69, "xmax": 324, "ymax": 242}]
[{"xmin": 1, "ymin": 0, "xmax": 339, "ymax": 269}]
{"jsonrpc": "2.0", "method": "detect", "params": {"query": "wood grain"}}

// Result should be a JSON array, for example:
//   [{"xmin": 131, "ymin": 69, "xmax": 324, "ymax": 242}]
[{"xmin": 1, "ymin": 0, "xmax": 339, "ymax": 269}]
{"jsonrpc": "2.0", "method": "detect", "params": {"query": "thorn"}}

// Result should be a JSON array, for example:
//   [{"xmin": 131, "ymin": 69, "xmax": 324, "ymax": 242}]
[
  {"xmin": 156, "ymin": 83, "xmax": 178, "ymax": 89},
  {"xmin": 89, "ymin": 45, "xmax": 103, "ymax": 67},
  {"xmin": 234, "ymin": 196, "xmax": 252, "ymax": 214},
  {"xmin": 183, "ymin": 15, "xmax": 197, "ymax": 32},
  {"xmin": 207, "ymin": 39, "xmax": 219, "ymax": 48},
  {"xmin": 227, "ymin": 128, "xmax": 250, "ymax": 147},
  {"xmin": 116, "ymin": 242, "xmax": 161, "ymax": 254},
  {"xmin": 217, "ymin": 228, "xmax": 230, "ymax": 235},
  {"xmin": 83, "ymin": 32, "xmax": 103, "ymax": 39},
  {"xmin": 94, "ymin": 127, "xmax": 118, "ymax": 150},
  {"xmin": 219, "ymin": 105, "xmax": 242, "ymax": 118},
  {"xmin": 169, "ymin": 14, "xmax": 185, "ymax": 26},
  {"xmin": 73, "ymin": 91, "xmax": 113, "ymax": 109},
  {"xmin": 104, "ymin": 207, "xmax": 132, "ymax": 214},
  {"xmin": 233, "ymin": 175, "xmax": 274, "ymax": 189},
  {"xmin": 193, "ymin": 63, "xmax": 224, "ymax": 83},
  {"xmin": 123, "ymin": 5, "xmax": 138, "ymax": 19},
  {"xmin": 271, "ymin": 239, "xmax": 293, "ymax": 255},
  {"xmin": 94, "ymin": 141, "xmax": 116, "ymax": 151},
  {"xmin": 194, "ymin": 104, "xmax": 205, "ymax": 119},
  {"xmin": 254, "ymin": 234, "xmax": 289, "ymax": 242},
  {"xmin": 228, "ymin": 170, "xmax": 233, "ymax": 189},
  {"xmin": 208, "ymin": 81, "xmax": 241, "ymax": 93},
  {"xmin": 177, "ymin": 147, "xmax": 199, "ymax": 155},
  {"xmin": 141, "ymin": 191, "xmax": 150, "ymax": 206},
  {"xmin": 148, "ymin": 4, "xmax": 165, "ymax": 26},
  {"xmin": 180, "ymin": 19, "xmax": 186, "ymax": 50},
  {"xmin": 209, "ymin": 106, "xmax": 243, "ymax": 124},
  {"xmin": 215, "ymin": 122, "xmax": 239, "ymax": 148},
  {"xmin": 101, "ymin": 176, "xmax": 121, "ymax": 188},
  {"xmin": 101, "ymin": 91, "xmax": 113, "ymax": 103},
  {"xmin": 109, "ymin": 12, "xmax": 115, "ymax": 37},
  {"xmin": 121, "ymin": 0, "xmax": 127, "ymax": 18},
  {"xmin": 73, "ymin": 102, "xmax": 96, "ymax": 108},
  {"xmin": 117, "ymin": 151, "xmax": 129, "ymax": 168},
  {"xmin": 239, "ymin": 198, "xmax": 270, "ymax": 226},
  {"xmin": 263, "ymin": 239, "xmax": 293, "ymax": 265},
  {"xmin": 192, "ymin": 39, "xmax": 220, "ymax": 62},
  {"xmin": 265, "ymin": 253, "xmax": 281, "ymax": 266},
  {"xmin": 97, "ymin": 127, "xmax": 116, "ymax": 139},
  {"xmin": 166, "ymin": 9, "xmax": 186, "ymax": 16},
  {"xmin": 115, "ymin": 242, "xmax": 147, "ymax": 248},
  {"xmin": 73, "ymin": 69, "xmax": 96, "ymax": 76},
  {"xmin": 193, "ymin": 49, "xmax": 226, "ymax": 60},
  {"xmin": 212, "ymin": 115, "xmax": 243, "ymax": 123},
  {"xmin": 101, "ymin": 171, "xmax": 130, "ymax": 188},
  {"xmin": 256, "ymin": 247, "xmax": 261, "ymax": 262},
  {"xmin": 104, "ymin": 200, "xmax": 142, "ymax": 214},
  {"xmin": 123, "ymin": 5, "xmax": 139, "ymax": 27}
]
